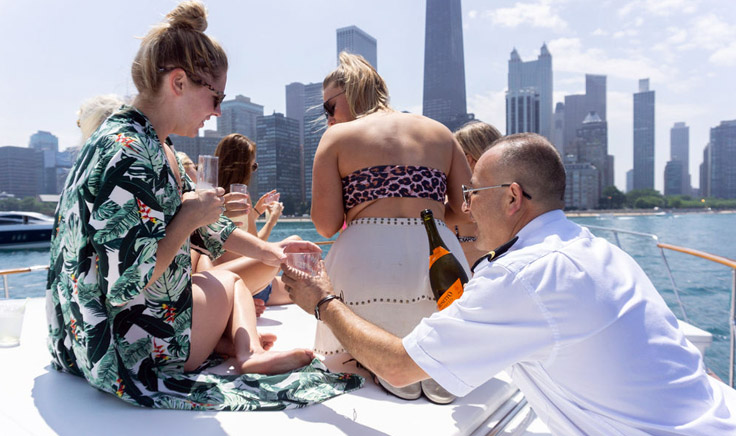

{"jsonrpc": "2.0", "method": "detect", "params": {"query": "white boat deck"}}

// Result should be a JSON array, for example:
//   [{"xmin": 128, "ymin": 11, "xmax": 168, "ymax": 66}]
[{"xmin": 0, "ymin": 298, "xmax": 550, "ymax": 435}]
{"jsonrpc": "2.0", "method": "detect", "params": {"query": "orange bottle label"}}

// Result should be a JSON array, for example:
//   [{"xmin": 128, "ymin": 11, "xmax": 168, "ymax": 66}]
[
  {"xmin": 429, "ymin": 246, "xmax": 450, "ymax": 268},
  {"xmin": 437, "ymin": 278, "xmax": 464, "ymax": 310}
]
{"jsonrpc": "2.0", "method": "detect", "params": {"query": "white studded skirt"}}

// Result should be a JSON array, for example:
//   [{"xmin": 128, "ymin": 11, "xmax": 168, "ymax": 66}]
[{"xmin": 314, "ymin": 217, "xmax": 471, "ymax": 356}]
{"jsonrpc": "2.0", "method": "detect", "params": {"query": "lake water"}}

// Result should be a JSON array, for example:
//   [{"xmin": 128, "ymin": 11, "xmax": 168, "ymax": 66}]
[{"xmin": 2, "ymin": 212, "xmax": 734, "ymax": 379}]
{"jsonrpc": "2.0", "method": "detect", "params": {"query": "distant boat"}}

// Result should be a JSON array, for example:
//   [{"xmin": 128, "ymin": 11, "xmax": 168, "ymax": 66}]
[{"xmin": 0, "ymin": 211, "xmax": 53, "ymax": 250}]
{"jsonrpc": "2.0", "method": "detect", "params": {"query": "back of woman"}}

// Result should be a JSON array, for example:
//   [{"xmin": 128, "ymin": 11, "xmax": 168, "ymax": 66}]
[{"xmin": 311, "ymin": 52, "xmax": 471, "ymax": 403}]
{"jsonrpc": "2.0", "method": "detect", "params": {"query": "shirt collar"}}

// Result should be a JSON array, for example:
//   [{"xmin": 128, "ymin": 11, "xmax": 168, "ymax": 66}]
[{"xmin": 470, "ymin": 209, "xmax": 566, "ymax": 273}]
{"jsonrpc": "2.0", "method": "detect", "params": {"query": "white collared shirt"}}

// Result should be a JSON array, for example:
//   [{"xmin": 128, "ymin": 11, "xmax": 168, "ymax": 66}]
[{"xmin": 404, "ymin": 210, "xmax": 736, "ymax": 435}]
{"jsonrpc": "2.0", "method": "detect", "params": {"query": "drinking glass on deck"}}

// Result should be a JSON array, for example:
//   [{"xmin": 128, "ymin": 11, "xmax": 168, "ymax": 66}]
[
  {"xmin": 197, "ymin": 155, "xmax": 218, "ymax": 191},
  {"xmin": 286, "ymin": 252, "xmax": 321, "ymax": 276},
  {"xmin": 0, "ymin": 298, "xmax": 28, "ymax": 347},
  {"xmin": 229, "ymin": 183, "xmax": 250, "ymax": 231}
]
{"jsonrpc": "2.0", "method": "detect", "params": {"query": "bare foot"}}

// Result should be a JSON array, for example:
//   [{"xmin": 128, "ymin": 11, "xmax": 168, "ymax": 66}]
[
  {"xmin": 259, "ymin": 332, "xmax": 277, "ymax": 351},
  {"xmin": 238, "ymin": 349, "xmax": 315, "ymax": 375}
]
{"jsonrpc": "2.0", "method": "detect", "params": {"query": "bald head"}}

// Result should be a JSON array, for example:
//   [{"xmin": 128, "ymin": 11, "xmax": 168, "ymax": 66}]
[{"xmin": 478, "ymin": 133, "xmax": 566, "ymax": 210}]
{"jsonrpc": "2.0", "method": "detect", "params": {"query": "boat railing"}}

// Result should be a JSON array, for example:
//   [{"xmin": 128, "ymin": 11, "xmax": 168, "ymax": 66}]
[
  {"xmin": 4, "ymin": 229, "xmax": 736, "ymax": 390},
  {"xmin": 1, "ymin": 265, "xmax": 49, "ymax": 299},
  {"xmin": 584, "ymin": 224, "xmax": 736, "ymax": 387}
]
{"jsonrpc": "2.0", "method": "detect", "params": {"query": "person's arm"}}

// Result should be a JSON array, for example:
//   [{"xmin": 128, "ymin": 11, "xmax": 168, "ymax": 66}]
[
  {"xmin": 223, "ymin": 231, "xmax": 320, "ymax": 268},
  {"xmin": 444, "ymin": 135, "xmax": 473, "ymax": 225},
  {"xmin": 281, "ymin": 264, "xmax": 429, "ymax": 387},
  {"xmin": 146, "ymin": 189, "xmax": 225, "ymax": 288},
  {"xmin": 257, "ymin": 201, "xmax": 283, "ymax": 241},
  {"xmin": 310, "ymin": 129, "xmax": 346, "ymax": 238}
]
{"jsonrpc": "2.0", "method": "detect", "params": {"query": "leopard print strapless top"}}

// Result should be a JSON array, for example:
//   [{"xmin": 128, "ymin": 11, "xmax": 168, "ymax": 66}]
[{"xmin": 341, "ymin": 165, "xmax": 447, "ymax": 210}]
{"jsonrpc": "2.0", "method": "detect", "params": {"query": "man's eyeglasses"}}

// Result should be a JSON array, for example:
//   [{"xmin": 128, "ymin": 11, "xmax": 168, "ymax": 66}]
[
  {"xmin": 251, "ymin": 162, "xmax": 258, "ymax": 172},
  {"xmin": 323, "ymin": 90, "xmax": 346, "ymax": 119},
  {"xmin": 158, "ymin": 67, "xmax": 226, "ymax": 110},
  {"xmin": 462, "ymin": 183, "xmax": 533, "ymax": 205}
]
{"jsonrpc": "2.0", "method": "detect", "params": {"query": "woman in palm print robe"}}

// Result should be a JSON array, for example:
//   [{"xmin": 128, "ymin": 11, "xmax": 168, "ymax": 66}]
[{"xmin": 45, "ymin": 1, "xmax": 362, "ymax": 411}]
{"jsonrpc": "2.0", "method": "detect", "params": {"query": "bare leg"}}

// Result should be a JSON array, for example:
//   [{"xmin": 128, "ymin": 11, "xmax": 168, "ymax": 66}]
[
  {"xmin": 265, "ymin": 276, "xmax": 294, "ymax": 306},
  {"xmin": 185, "ymin": 270, "xmax": 313, "ymax": 374},
  {"xmin": 211, "ymin": 253, "xmax": 279, "ymax": 297}
]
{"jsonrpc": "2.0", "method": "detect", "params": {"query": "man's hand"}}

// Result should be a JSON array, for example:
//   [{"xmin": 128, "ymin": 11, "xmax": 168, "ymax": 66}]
[{"xmin": 281, "ymin": 262, "xmax": 335, "ymax": 316}]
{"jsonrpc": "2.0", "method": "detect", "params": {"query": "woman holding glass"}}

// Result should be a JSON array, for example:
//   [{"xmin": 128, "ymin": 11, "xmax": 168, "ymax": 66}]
[
  {"xmin": 46, "ymin": 1, "xmax": 357, "ymax": 411},
  {"xmin": 194, "ymin": 133, "xmax": 292, "ymax": 312},
  {"xmin": 310, "ymin": 52, "xmax": 472, "ymax": 402}
]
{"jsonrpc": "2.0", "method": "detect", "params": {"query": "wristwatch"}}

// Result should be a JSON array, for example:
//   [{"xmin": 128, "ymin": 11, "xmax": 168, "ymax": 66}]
[{"xmin": 314, "ymin": 294, "xmax": 343, "ymax": 320}]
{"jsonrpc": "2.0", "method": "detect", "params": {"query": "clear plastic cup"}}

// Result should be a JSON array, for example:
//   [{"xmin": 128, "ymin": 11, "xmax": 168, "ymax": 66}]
[
  {"xmin": 0, "ymin": 298, "xmax": 28, "ymax": 347},
  {"xmin": 229, "ymin": 183, "xmax": 250, "ymax": 231},
  {"xmin": 265, "ymin": 192, "xmax": 280, "ymax": 205},
  {"xmin": 286, "ymin": 252, "xmax": 321, "ymax": 276},
  {"xmin": 197, "ymin": 155, "xmax": 219, "ymax": 191}
]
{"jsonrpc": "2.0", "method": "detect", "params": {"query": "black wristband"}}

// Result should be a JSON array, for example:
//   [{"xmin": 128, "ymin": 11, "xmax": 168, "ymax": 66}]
[{"xmin": 314, "ymin": 294, "xmax": 342, "ymax": 320}]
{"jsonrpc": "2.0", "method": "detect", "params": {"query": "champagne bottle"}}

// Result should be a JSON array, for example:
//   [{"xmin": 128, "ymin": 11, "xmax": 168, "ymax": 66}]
[{"xmin": 421, "ymin": 209, "xmax": 468, "ymax": 310}]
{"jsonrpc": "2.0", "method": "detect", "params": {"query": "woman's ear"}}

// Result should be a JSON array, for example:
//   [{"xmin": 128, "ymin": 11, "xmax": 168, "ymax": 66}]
[{"xmin": 168, "ymin": 68, "xmax": 187, "ymax": 96}]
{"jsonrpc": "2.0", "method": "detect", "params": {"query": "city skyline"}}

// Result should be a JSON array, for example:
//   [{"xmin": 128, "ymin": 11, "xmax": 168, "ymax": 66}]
[{"xmin": 1, "ymin": 0, "xmax": 735, "ymax": 192}]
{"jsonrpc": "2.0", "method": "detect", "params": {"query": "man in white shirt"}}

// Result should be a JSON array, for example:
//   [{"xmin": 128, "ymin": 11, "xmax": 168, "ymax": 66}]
[{"xmin": 282, "ymin": 133, "xmax": 736, "ymax": 435}]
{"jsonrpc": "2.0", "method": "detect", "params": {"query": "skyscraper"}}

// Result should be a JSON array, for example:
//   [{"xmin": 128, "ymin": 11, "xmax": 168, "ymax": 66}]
[
  {"xmin": 336, "ymin": 25, "xmax": 377, "ymax": 69},
  {"xmin": 585, "ymin": 74, "xmax": 606, "ymax": 121},
  {"xmin": 669, "ymin": 122, "xmax": 691, "ymax": 195},
  {"xmin": 505, "ymin": 45, "xmax": 553, "ymax": 141},
  {"xmin": 286, "ymin": 83, "xmax": 306, "ymax": 148},
  {"xmin": 0, "ymin": 146, "xmax": 43, "ymax": 198},
  {"xmin": 700, "ymin": 143, "xmax": 711, "ymax": 197},
  {"xmin": 664, "ymin": 160, "xmax": 685, "ymax": 196},
  {"xmin": 562, "ymin": 74, "xmax": 607, "ymax": 157},
  {"xmin": 422, "ymin": 0, "xmax": 471, "ymax": 131},
  {"xmin": 302, "ymin": 83, "xmax": 327, "ymax": 201},
  {"xmin": 563, "ymin": 157, "xmax": 599, "ymax": 210},
  {"xmin": 552, "ymin": 102, "xmax": 565, "ymax": 155},
  {"xmin": 633, "ymin": 79, "xmax": 655, "ymax": 190},
  {"xmin": 286, "ymin": 82, "xmax": 307, "ymax": 202},
  {"xmin": 217, "ymin": 95, "xmax": 264, "ymax": 140},
  {"xmin": 255, "ymin": 113, "xmax": 302, "ymax": 210},
  {"xmin": 29, "ymin": 130, "xmax": 59, "ymax": 194},
  {"xmin": 574, "ymin": 112, "xmax": 610, "ymax": 203},
  {"xmin": 708, "ymin": 120, "xmax": 736, "ymax": 199}
]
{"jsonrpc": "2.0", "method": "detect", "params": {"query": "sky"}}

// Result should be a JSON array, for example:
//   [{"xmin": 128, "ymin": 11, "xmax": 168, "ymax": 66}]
[{"xmin": 1, "ymin": 0, "xmax": 734, "ymax": 192}]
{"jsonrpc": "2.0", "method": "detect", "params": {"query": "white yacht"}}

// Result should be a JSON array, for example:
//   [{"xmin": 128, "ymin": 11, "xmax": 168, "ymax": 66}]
[{"xmin": 0, "ymin": 211, "xmax": 54, "ymax": 250}]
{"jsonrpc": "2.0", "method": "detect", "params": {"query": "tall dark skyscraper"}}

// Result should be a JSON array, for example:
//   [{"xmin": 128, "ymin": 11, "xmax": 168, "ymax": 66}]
[
  {"xmin": 0, "ymin": 146, "xmax": 43, "ymax": 198},
  {"xmin": 255, "ymin": 113, "xmax": 302, "ymax": 209},
  {"xmin": 633, "ymin": 78, "xmax": 655, "ymax": 190},
  {"xmin": 422, "ymin": 0, "xmax": 471, "ymax": 131},
  {"xmin": 302, "ymin": 83, "xmax": 327, "ymax": 201},
  {"xmin": 708, "ymin": 120, "xmax": 736, "ymax": 199},
  {"xmin": 506, "ymin": 45, "xmax": 553, "ymax": 141},
  {"xmin": 337, "ymin": 26, "xmax": 377, "ymax": 69}
]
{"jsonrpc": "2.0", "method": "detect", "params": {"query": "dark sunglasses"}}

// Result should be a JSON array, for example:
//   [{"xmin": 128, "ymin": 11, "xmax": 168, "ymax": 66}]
[
  {"xmin": 251, "ymin": 162, "xmax": 258, "ymax": 172},
  {"xmin": 461, "ymin": 183, "xmax": 533, "ymax": 205},
  {"xmin": 158, "ymin": 67, "xmax": 226, "ymax": 110},
  {"xmin": 323, "ymin": 90, "xmax": 346, "ymax": 119}
]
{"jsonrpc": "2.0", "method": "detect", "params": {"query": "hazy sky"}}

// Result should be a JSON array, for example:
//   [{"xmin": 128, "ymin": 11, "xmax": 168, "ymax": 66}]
[{"xmin": 1, "ymin": 0, "xmax": 734, "ymax": 191}]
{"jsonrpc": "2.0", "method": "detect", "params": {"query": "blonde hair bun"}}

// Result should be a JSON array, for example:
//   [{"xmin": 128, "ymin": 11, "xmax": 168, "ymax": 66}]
[{"xmin": 165, "ymin": 1, "xmax": 208, "ymax": 32}]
